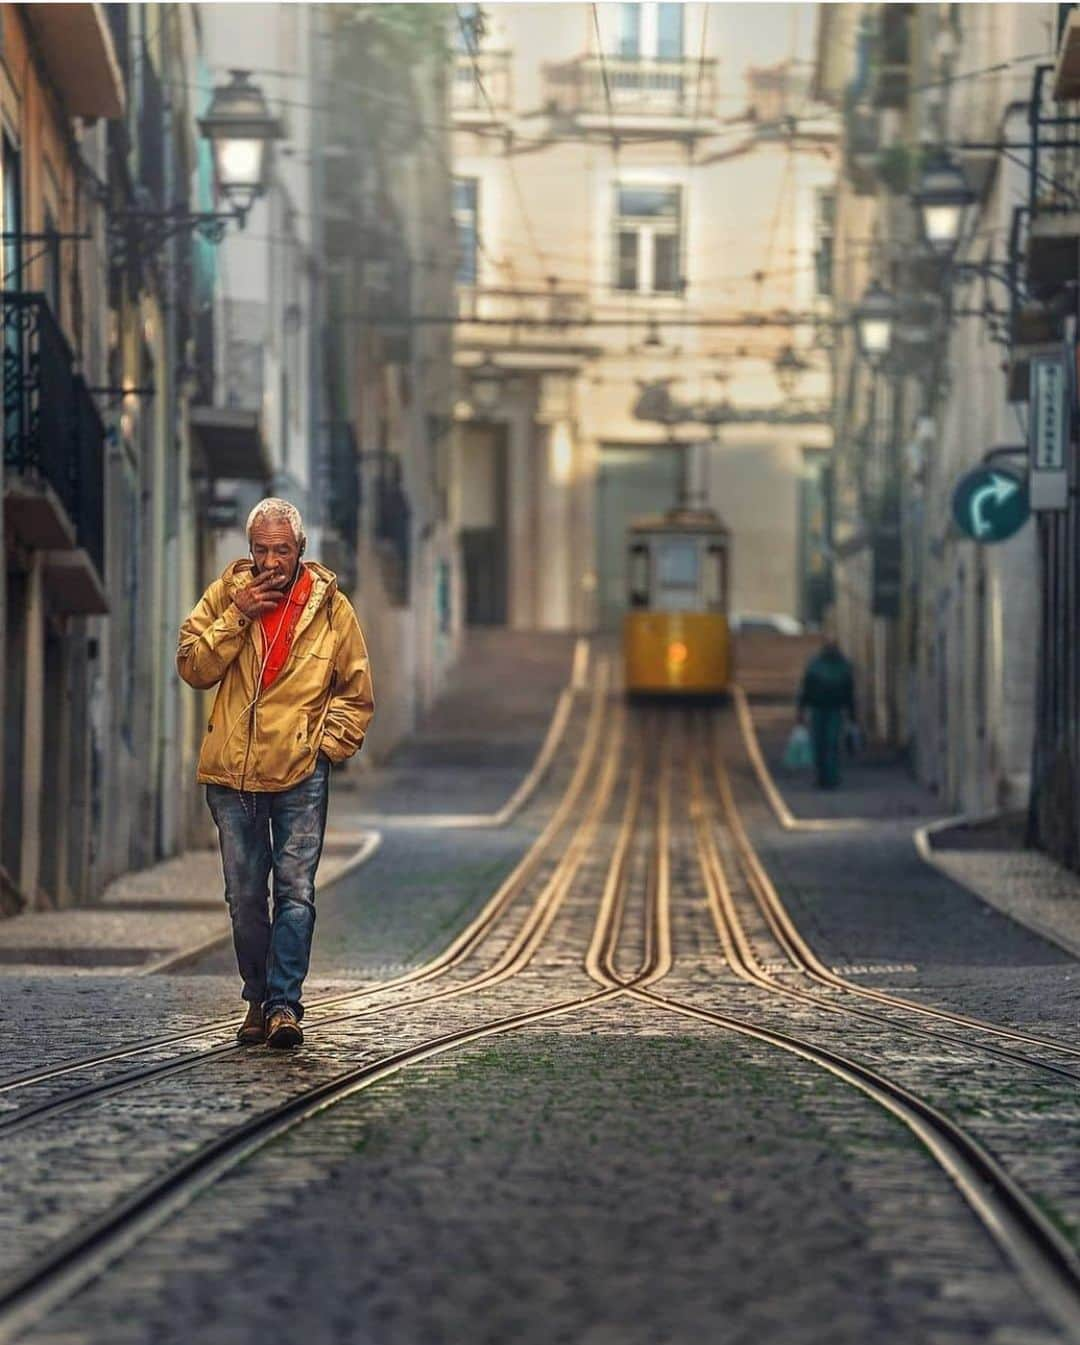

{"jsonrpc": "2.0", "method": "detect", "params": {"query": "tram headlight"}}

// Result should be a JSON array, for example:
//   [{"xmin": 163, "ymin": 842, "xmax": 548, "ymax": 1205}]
[{"xmin": 667, "ymin": 641, "xmax": 689, "ymax": 668}]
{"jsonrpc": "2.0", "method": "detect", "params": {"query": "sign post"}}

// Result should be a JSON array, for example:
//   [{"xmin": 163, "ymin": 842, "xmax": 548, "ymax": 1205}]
[
  {"xmin": 1029, "ymin": 350, "xmax": 1070, "ymax": 511},
  {"xmin": 951, "ymin": 466, "xmax": 1030, "ymax": 543}
]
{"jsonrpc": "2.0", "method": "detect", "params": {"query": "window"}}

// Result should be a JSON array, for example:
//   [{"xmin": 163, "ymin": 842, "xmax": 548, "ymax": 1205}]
[
  {"xmin": 814, "ymin": 189, "xmax": 835, "ymax": 299},
  {"xmin": 656, "ymin": 3, "xmax": 683, "ymax": 59},
  {"xmin": 628, "ymin": 542, "xmax": 650, "ymax": 607},
  {"xmin": 454, "ymin": 178, "xmax": 479, "ymax": 286},
  {"xmin": 656, "ymin": 538, "xmax": 700, "ymax": 610},
  {"xmin": 705, "ymin": 545, "xmax": 727, "ymax": 611},
  {"xmin": 2, "ymin": 134, "xmax": 21, "ymax": 292},
  {"xmin": 613, "ymin": 184, "xmax": 682, "ymax": 294},
  {"xmin": 618, "ymin": 4, "xmax": 640, "ymax": 57}
]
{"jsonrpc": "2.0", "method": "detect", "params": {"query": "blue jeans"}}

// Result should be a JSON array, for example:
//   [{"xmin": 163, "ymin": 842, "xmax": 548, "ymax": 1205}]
[{"xmin": 206, "ymin": 755, "xmax": 330, "ymax": 1020}]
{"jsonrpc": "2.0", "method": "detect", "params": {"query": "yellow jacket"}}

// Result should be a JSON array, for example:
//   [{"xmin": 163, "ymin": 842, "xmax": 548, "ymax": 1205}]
[{"xmin": 177, "ymin": 559, "xmax": 375, "ymax": 791}]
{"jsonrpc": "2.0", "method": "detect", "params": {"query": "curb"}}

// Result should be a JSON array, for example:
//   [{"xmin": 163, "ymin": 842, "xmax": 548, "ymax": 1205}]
[
  {"xmin": 913, "ymin": 813, "xmax": 1080, "ymax": 964},
  {"xmin": 138, "ymin": 829, "xmax": 383, "ymax": 977},
  {"xmin": 731, "ymin": 684, "xmax": 871, "ymax": 833}
]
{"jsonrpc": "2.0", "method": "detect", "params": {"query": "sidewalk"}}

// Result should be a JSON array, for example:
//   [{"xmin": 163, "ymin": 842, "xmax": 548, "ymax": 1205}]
[
  {"xmin": 742, "ymin": 689, "xmax": 1080, "ymax": 964},
  {"xmin": 0, "ymin": 629, "xmax": 578, "ymax": 977},
  {"xmin": 340, "ymin": 628, "xmax": 580, "ymax": 816}
]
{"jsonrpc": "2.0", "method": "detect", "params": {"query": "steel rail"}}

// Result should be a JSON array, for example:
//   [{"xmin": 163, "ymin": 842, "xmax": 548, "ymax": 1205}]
[
  {"xmin": 0, "ymin": 987, "xmax": 625, "ymax": 1342},
  {"xmin": 635, "ymin": 726, "xmax": 1080, "ymax": 1342},
  {"xmin": 686, "ymin": 726, "xmax": 1080, "ymax": 1085},
  {"xmin": 0, "ymin": 694, "xmax": 626, "ymax": 1139},
  {"xmin": 0, "ymin": 683, "xmax": 640, "ymax": 1342},
  {"xmin": 356, "ymin": 635, "xmax": 587, "ymax": 829},
  {"xmin": 711, "ymin": 711, "xmax": 1080, "ymax": 1066},
  {"xmin": 0, "ymin": 662, "xmax": 611, "ymax": 1100},
  {"xmin": 632, "ymin": 988, "xmax": 1080, "ymax": 1343},
  {"xmin": 585, "ymin": 708, "xmax": 673, "ymax": 993}
]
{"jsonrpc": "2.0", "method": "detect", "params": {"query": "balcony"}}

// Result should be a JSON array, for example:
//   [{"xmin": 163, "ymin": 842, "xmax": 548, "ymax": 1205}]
[
  {"xmin": 452, "ymin": 51, "xmax": 512, "ymax": 125},
  {"xmin": 1021, "ymin": 66, "xmax": 1080, "ymax": 297},
  {"xmin": 544, "ymin": 55, "xmax": 717, "ymax": 129},
  {"xmin": 189, "ymin": 301, "xmax": 270, "ymax": 483},
  {"xmin": 1054, "ymin": 6, "xmax": 1080, "ymax": 99},
  {"xmin": 457, "ymin": 286, "xmax": 590, "ymax": 327},
  {"xmin": 23, "ymin": 4, "xmax": 125, "ymax": 118},
  {"xmin": 2, "ymin": 292, "xmax": 108, "ymax": 614}
]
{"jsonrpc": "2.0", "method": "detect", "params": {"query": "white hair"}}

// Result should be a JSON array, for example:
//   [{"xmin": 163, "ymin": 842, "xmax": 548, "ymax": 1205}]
[{"xmin": 246, "ymin": 497, "xmax": 306, "ymax": 548}]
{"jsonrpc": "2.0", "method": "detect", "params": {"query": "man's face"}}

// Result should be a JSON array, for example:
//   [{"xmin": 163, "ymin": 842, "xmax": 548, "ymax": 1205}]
[{"xmin": 250, "ymin": 518, "xmax": 302, "ymax": 583}]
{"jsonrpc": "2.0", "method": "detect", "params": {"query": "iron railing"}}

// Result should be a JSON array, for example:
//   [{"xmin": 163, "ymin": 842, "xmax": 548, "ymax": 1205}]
[
  {"xmin": 546, "ymin": 54, "xmax": 716, "ymax": 119},
  {"xmin": 456, "ymin": 286, "xmax": 590, "ymax": 326},
  {"xmin": 452, "ymin": 51, "xmax": 512, "ymax": 115},
  {"xmin": 2, "ymin": 291, "xmax": 105, "ymax": 575}
]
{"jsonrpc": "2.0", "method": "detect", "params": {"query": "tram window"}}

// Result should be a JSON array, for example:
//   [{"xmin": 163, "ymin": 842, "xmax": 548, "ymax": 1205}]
[
  {"xmin": 705, "ymin": 545, "xmax": 727, "ymax": 611},
  {"xmin": 655, "ymin": 538, "xmax": 699, "ymax": 610},
  {"xmin": 628, "ymin": 543, "xmax": 650, "ymax": 607}
]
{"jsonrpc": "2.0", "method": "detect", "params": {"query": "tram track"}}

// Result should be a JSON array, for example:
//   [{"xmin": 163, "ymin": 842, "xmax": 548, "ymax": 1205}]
[
  {"xmin": 0, "ymin": 680, "xmax": 623, "ymax": 1140},
  {"xmin": 629, "ymin": 709, "xmax": 1080, "ymax": 1342},
  {"xmin": 702, "ymin": 708, "xmax": 1080, "ymax": 1079},
  {"xmin": 0, "ymin": 676, "xmax": 647, "ymax": 1342},
  {"xmin": 586, "ymin": 711, "xmax": 1080, "ymax": 1345},
  {"xmin": 6, "ymin": 702, "xmax": 1080, "ymax": 1343},
  {"xmin": 0, "ymin": 664, "xmax": 611, "ymax": 1110}
]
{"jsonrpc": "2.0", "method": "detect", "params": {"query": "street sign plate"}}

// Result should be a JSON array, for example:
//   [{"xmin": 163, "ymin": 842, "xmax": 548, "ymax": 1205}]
[
  {"xmin": 951, "ymin": 466, "xmax": 1030, "ymax": 544},
  {"xmin": 1029, "ymin": 351, "xmax": 1070, "ymax": 511}
]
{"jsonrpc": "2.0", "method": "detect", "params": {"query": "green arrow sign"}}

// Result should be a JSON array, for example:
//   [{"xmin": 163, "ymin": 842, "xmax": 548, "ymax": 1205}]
[{"xmin": 951, "ymin": 466, "xmax": 1030, "ymax": 543}]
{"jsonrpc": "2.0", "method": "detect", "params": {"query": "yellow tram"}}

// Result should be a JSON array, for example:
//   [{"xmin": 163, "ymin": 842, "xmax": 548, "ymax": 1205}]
[{"xmin": 623, "ymin": 508, "xmax": 732, "ymax": 696}]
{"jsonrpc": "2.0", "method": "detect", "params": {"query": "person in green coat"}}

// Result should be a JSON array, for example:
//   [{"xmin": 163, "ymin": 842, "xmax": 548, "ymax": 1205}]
[{"xmin": 797, "ymin": 640, "xmax": 856, "ymax": 789}]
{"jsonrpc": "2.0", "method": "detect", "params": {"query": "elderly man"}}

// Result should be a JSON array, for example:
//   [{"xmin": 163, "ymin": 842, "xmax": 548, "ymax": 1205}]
[{"xmin": 177, "ymin": 498, "xmax": 374, "ymax": 1048}]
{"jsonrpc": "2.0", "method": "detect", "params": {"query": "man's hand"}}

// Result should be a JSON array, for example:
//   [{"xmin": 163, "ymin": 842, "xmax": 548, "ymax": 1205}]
[{"xmin": 233, "ymin": 571, "xmax": 289, "ymax": 619}]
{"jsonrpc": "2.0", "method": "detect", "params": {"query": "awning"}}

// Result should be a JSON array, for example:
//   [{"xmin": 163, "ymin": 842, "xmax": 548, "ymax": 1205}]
[
  {"xmin": 190, "ymin": 407, "xmax": 271, "ymax": 483},
  {"xmin": 23, "ymin": 5, "xmax": 125, "ymax": 119}
]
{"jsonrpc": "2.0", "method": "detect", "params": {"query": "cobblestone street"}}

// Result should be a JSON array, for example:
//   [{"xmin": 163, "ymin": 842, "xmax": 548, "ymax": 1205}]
[{"xmin": 2, "ymin": 636, "xmax": 1080, "ymax": 1345}]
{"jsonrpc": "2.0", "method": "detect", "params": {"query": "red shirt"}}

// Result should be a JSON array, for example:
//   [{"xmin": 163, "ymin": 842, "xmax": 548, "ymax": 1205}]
[{"xmin": 258, "ymin": 565, "xmax": 314, "ymax": 689}]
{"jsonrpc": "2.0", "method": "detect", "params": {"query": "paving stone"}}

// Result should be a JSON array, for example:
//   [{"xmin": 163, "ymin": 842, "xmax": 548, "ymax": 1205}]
[{"xmin": 5, "ymin": 683, "xmax": 1080, "ymax": 1345}]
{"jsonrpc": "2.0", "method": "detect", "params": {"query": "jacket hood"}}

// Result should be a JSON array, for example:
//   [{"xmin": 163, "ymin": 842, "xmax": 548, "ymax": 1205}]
[{"xmin": 220, "ymin": 557, "xmax": 339, "ymax": 605}]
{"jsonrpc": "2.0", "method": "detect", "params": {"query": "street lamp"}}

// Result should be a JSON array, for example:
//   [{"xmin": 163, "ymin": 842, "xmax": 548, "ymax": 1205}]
[
  {"xmin": 198, "ymin": 70, "xmax": 285, "ymax": 225},
  {"xmin": 854, "ymin": 280, "xmax": 897, "ymax": 366},
  {"xmin": 911, "ymin": 151, "xmax": 975, "ymax": 260},
  {"xmin": 110, "ymin": 70, "xmax": 284, "ymax": 272}
]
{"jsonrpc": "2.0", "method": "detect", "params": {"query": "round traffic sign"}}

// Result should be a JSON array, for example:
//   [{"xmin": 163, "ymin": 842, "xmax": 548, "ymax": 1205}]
[{"xmin": 951, "ymin": 466, "xmax": 1030, "ymax": 543}]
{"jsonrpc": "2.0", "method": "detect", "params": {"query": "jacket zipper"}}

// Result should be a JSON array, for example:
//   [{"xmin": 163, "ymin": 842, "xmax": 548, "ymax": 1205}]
[{"xmin": 239, "ymin": 631, "xmax": 260, "ymax": 793}]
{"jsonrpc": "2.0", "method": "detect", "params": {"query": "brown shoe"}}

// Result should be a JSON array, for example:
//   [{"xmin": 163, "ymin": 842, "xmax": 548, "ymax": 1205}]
[
  {"xmin": 236, "ymin": 1004, "xmax": 265, "ymax": 1045},
  {"xmin": 265, "ymin": 1006, "xmax": 304, "ymax": 1049}
]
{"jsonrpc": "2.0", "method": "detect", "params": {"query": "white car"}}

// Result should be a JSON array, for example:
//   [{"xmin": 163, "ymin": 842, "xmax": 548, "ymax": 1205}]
[{"xmin": 731, "ymin": 611, "xmax": 805, "ymax": 636}]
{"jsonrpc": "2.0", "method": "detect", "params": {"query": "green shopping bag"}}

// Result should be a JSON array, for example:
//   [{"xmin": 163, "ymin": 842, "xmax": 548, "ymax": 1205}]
[{"xmin": 782, "ymin": 724, "xmax": 814, "ymax": 771}]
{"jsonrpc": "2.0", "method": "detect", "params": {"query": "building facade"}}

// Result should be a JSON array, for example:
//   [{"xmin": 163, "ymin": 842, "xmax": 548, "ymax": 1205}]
[
  {"xmin": 814, "ymin": 3, "xmax": 1072, "ymax": 837},
  {"xmin": 0, "ymin": 2, "xmax": 459, "ymax": 915},
  {"xmin": 1, "ymin": 4, "xmax": 122, "ymax": 911},
  {"xmin": 450, "ymin": 2, "xmax": 837, "ymax": 638}
]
